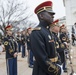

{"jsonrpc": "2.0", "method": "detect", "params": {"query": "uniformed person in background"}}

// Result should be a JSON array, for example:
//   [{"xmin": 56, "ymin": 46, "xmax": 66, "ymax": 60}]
[
  {"xmin": 50, "ymin": 19, "xmax": 67, "ymax": 73},
  {"xmin": 59, "ymin": 24, "xmax": 69, "ymax": 72},
  {"xmin": 4, "ymin": 25, "xmax": 18, "ymax": 75},
  {"xmin": 21, "ymin": 30, "xmax": 26, "ymax": 58},
  {"xmin": 26, "ymin": 27, "xmax": 34, "ymax": 68},
  {"xmin": 30, "ymin": 1, "xmax": 62, "ymax": 75},
  {"xmin": 60, "ymin": 25, "xmax": 70, "ymax": 43},
  {"xmin": 71, "ymin": 23, "xmax": 76, "ymax": 46},
  {"xmin": 16, "ymin": 32, "xmax": 21, "ymax": 52}
]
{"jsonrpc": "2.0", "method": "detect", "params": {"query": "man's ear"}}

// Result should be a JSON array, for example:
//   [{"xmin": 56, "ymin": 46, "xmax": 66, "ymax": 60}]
[{"xmin": 39, "ymin": 14, "xmax": 44, "ymax": 19}]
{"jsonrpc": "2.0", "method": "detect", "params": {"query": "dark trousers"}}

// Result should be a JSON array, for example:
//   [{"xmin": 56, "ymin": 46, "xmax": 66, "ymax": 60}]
[
  {"xmin": 6, "ymin": 58, "xmax": 17, "ymax": 75},
  {"xmin": 63, "ymin": 61, "xmax": 67, "ymax": 70},
  {"xmin": 22, "ymin": 45, "xmax": 25, "ymax": 57},
  {"xmin": 29, "ymin": 50, "xmax": 34, "ymax": 65},
  {"xmin": 72, "ymin": 38, "xmax": 75, "ymax": 45},
  {"xmin": 18, "ymin": 43, "xmax": 21, "ymax": 52}
]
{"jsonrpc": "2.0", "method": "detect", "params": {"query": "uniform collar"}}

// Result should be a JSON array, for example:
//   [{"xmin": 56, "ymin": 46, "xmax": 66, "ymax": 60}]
[{"xmin": 39, "ymin": 21, "xmax": 50, "ymax": 29}]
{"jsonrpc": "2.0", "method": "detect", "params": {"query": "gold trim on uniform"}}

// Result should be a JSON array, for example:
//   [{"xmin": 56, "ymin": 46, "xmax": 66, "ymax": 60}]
[
  {"xmin": 9, "ymin": 49, "xmax": 13, "ymax": 53},
  {"xmin": 33, "ymin": 27, "xmax": 41, "ymax": 31},
  {"xmin": 46, "ymin": 60, "xmax": 59, "ymax": 75},
  {"xmin": 4, "ymin": 41, "xmax": 8, "ymax": 45},
  {"xmin": 62, "ymin": 37, "xmax": 66, "ymax": 41},
  {"xmin": 49, "ymin": 57, "xmax": 58, "ymax": 62},
  {"xmin": 60, "ymin": 44, "xmax": 65, "ymax": 48},
  {"xmin": 36, "ymin": 6, "xmax": 52, "ymax": 14},
  {"xmin": 56, "ymin": 42, "xmax": 59, "ymax": 48}
]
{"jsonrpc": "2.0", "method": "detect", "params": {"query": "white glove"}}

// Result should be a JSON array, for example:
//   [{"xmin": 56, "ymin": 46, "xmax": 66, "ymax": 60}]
[{"xmin": 57, "ymin": 64, "xmax": 63, "ymax": 75}]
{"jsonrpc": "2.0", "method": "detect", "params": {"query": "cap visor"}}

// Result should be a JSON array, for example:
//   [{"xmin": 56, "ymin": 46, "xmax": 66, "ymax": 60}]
[{"xmin": 46, "ymin": 10, "xmax": 55, "ymax": 15}]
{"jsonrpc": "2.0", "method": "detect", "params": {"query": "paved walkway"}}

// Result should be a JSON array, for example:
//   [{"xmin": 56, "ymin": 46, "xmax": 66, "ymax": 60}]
[
  {"xmin": 0, "ymin": 52, "xmax": 32, "ymax": 75},
  {"xmin": 0, "ymin": 46, "xmax": 76, "ymax": 75}
]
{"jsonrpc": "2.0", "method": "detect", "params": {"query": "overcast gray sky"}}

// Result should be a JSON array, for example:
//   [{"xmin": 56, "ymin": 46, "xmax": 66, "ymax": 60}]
[
  {"xmin": 17, "ymin": 0, "xmax": 65, "ymax": 26},
  {"xmin": 27, "ymin": 0, "xmax": 65, "ymax": 19}
]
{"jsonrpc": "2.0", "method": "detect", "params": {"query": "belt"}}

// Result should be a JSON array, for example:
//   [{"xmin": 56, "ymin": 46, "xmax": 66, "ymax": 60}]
[{"xmin": 49, "ymin": 57, "xmax": 58, "ymax": 62}]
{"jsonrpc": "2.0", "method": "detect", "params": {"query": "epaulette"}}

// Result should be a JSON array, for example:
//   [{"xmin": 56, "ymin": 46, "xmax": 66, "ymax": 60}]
[{"xmin": 32, "ymin": 27, "xmax": 41, "ymax": 31}]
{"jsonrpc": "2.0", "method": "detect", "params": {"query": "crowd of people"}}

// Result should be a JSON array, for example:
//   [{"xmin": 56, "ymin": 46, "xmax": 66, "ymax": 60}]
[
  {"xmin": 0, "ymin": 25, "xmax": 34, "ymax": 75},
  {"xmin": 0, "ymin": 1, "xmax": 75, "ymax": 75}
]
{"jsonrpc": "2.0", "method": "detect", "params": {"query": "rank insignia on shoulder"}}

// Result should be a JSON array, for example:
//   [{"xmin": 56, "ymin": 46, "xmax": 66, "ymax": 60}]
[
  {"xmin": 33, "ymin": 27, "xmax": 41, "ymax": 31},
  {"xmin": 4, "ymin": 41, "xmax": 8, "ymax": 45}
]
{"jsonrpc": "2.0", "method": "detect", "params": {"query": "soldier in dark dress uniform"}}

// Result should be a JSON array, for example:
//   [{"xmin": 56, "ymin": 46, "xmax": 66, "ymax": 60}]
[
  {"xmin": 30, "ymin": 1, "xmax": 62, "ymax": 75},
  {"xmin": 21, "ymin": 31, "xmax": 26, "ymax": 58},
  {"xmin": 50, "ymin": 19, "xmax": 67, "ymax": 73},
  {"xmin": 4, "ymin": 25, "xmax": 18, "ymax": 75},
  {"xmin": 26, "ymin": 28, "xmax": 34, "ymax": 68},
  {"xmin": 59, "ymin": 25, "xmax": 69, "ymax": 72},
  {"xmin": 16, "ymin": 32, "xmax": 21, "ymax": 52}
]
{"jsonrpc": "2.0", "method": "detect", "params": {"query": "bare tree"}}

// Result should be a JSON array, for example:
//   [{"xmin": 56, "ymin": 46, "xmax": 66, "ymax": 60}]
[{"xmin": 0, "ymin": 0, "xmax": 34, "ymax": 35}]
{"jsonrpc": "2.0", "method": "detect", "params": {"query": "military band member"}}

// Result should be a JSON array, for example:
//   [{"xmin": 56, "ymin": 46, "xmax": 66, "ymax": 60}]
[
  {"xmin": 30, "ymin": 1, "xmax": 62, "ymax": 75},
  {"xmin": 16, "ymin": 32, "xmax": 21, "ymax": 52},
  {"xmin": 50, "ymin": 20, "xmax": 67, "ymax": 73},
  {"xmin": 26, "ymin": 28, "xmax": 34, "ymax": 68},
  {"xmin": 59, "ymin": 25, "xmax": 69, "ymax": 72},
  {"xmin": 4, "ymin": 25, "xmax": 18, "ymax": 75},
  {"xmin": 60, "ymin": 25, "xmax": 70, "ymax": 43},
  {"xmin": 21, "ymin": 31, "xmax": 26, "ymax": 58}
]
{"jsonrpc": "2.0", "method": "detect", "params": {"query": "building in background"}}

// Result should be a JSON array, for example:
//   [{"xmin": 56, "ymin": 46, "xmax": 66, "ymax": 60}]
[
  {"xmin": 63, "ymin": 0, "xmax": 76, "ymax": 38},
  {"xmin": 59, "ymin": 16, "xmax": 66, "ymax": 26}
]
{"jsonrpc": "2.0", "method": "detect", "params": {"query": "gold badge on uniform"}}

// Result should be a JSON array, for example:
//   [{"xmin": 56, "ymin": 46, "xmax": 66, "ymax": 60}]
[
  {"xmin": 4, "ymin": 41, "xmax": 8, "ymax": 45},
  {"xmin": 61, "ymin": 44, "xmax": 65, "ymax": 48},
  {"xmin": 9, "ymin": 49, "xmax": 13, "ymax": 53},
  {"xmin": 48, "ymin": 35, "xmax": 54, "ymax": 42},
  {"xmin": 56, "ymin": 42, "xmax": 59, "ymax": 48},
  {"xmin": 48, "ymin": 35, "xmax": 51, "ymax": 40}
]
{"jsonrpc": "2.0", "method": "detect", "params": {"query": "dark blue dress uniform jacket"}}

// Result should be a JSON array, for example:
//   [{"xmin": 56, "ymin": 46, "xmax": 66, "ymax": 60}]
[
  {"xmin": 21, "ymin": 34, "xmax": 26, "ymax": 45},
  {"xmin": 4, "ymin": 35, "xmax": 17, "ymax": 59},
  {"xmin": 52, "ymin": 32, "xmax": 66, "ymax": 63},
  {"xmin": 26, "ymin": 35, "xmax": 31, "ymax": 50},
  {"xmin": 30, "ymin": 21, "xmax": 61, "ymax": 75}
]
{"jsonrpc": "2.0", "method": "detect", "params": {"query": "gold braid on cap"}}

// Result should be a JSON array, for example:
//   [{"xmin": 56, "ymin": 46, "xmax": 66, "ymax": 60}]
[{"xmin": 36, "ymin": 6, "xmax": 52, "ymax": 14}]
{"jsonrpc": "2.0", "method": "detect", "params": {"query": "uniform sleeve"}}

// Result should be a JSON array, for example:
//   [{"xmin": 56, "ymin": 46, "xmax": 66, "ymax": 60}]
[
  {"xmin": 4, "ymin": 38, "xmax": 14, "ymax": 56},
  {"xmin": 30, "ymin": 31, "xmax": 61, "ymax": 75}
]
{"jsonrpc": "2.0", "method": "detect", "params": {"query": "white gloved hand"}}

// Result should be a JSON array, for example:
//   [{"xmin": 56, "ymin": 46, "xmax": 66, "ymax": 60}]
[
  {"xmin": 73, "ymin": 73, "xmax": 76, "ymax": 75},
  {"xmin": 57, "ymin": 64, "xmax": 63, "ymax": 75}
]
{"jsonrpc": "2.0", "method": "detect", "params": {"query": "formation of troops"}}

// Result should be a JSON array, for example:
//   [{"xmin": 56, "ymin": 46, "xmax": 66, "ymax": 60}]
[{"xmin": 0, "ymin": 1, "xmax": 75, "ymax": 75}]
